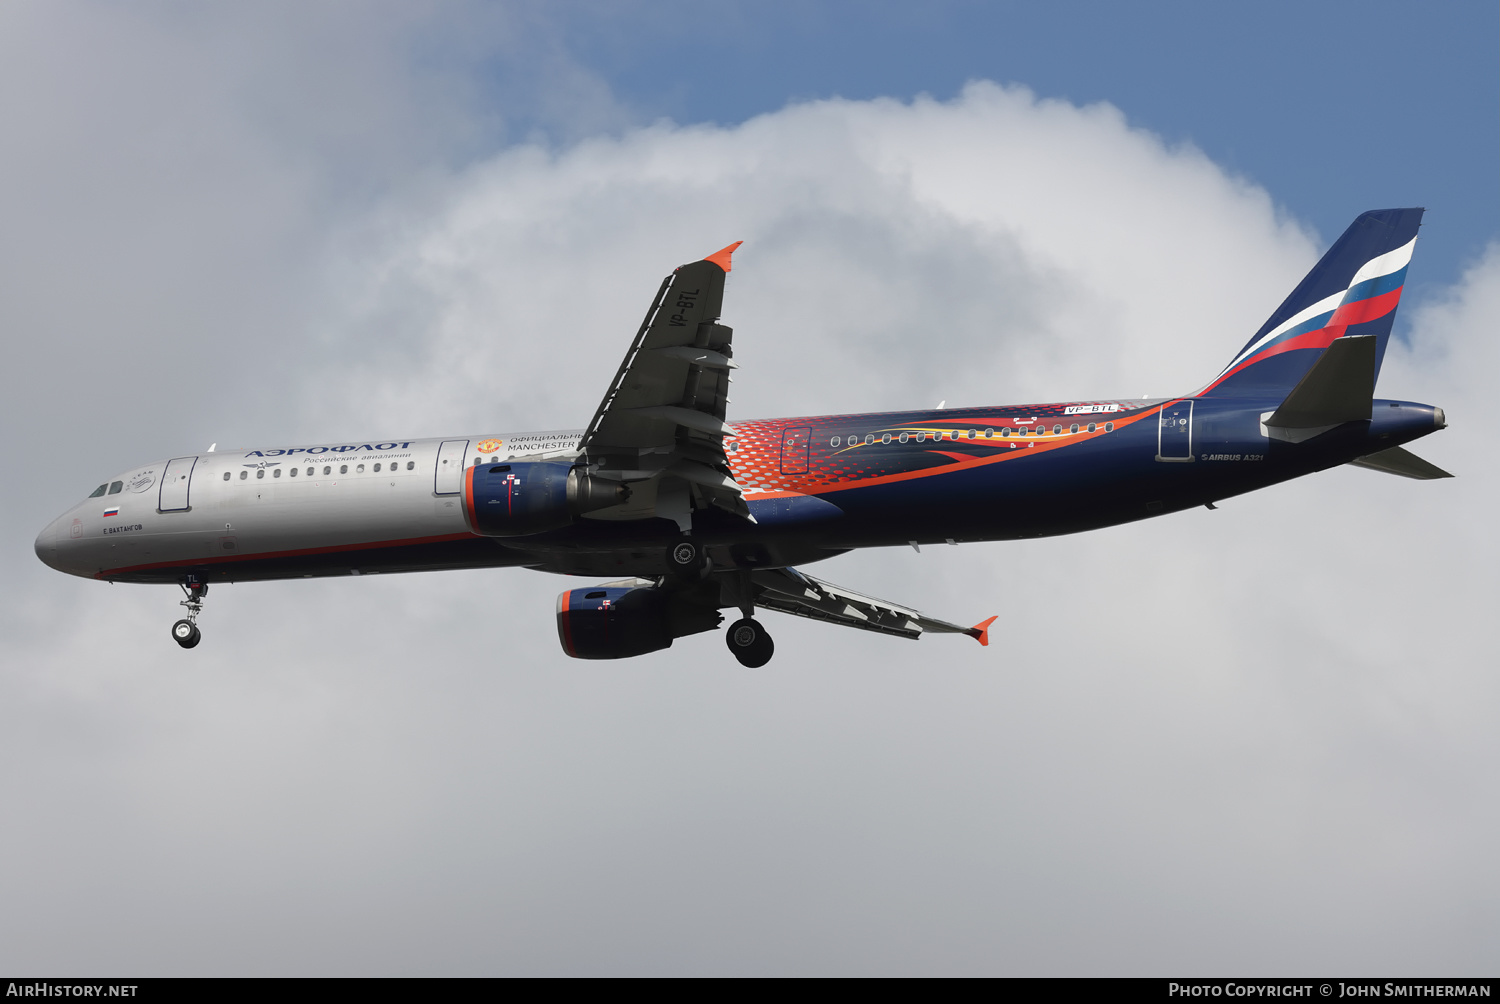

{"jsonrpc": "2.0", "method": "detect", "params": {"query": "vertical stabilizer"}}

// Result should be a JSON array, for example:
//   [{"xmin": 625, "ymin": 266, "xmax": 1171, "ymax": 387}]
[{"xmin": 1200, "ymin": 208, "xmax": 1423, "ymax": 398}]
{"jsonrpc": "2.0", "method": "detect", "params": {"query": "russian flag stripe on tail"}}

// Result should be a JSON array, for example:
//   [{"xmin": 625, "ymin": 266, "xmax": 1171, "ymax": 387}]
[{"xmin": 1200, "ymin": 209, "xmax": 1423, "ymax": 398}]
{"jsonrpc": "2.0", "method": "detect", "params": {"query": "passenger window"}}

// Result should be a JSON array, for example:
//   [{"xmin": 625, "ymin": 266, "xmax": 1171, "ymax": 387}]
[
  {"xmin": 307, "ymin": 467, "xmax": 314, "ymax": 477},
  {"xmin": 325, "ymin": 466, "xmax": 333, "ymax": 475},
  {"xmin": 915, "ymin": 432, "xmax": 925, "ymax": 442},
  {"xmin": 898, "ymin": 433, "xmax": 908, "ymax": 444},
  {"xmin": 256, "ymin": 469, "xmax": 265, "ymax": 479},
  {"xmin": 1053, "ymin": 425, "xmax": 1063, "ymax": 435},
  {"xmin": 239, "ymin": 471, "xmax": 247, "ymax": 480},
  {"xmin": 864, "ymin": 434, "xmax": 874, "ymax": 445},
  {"xmin": 881, "ymin": 433, "xmax": 892, "ymax": 444},
  {"xmin": 1105, "ymin": 422, "xmax": 1115, "ymax": 432},
  {"xmin": 967, "ymin": 429, "xmax": 976, "ymax": 439},
  {"xmin": 373, "ymin": 463, "xmax": 381, "ymax": 472},
  {"xmin": 108, "ymin": 481, "xmax": 123, "ymax": 494},
  {"xmin": 88, "ymin": 484, "xmax": 108, "ymax": 498},
  {"xmin": 356, "ymin": 464, "xmax": 365, "ymax": 473},
  {"xmin": 1000, "ymin": 428, "xmax": 1010, "ymax": 438},
  {"xmin": 222, "ymin": 472, "xmax": 230, "ymax": 481},
  {"xmin": 831, "ymin": 436, "xmax": 841, "ymax": 447},
  {"xmin": 339, "ymin": 465, "xmax": 348, "ymax": 474},
  {"xmin": 406, "ymin": 462, "xmax": 414, "ymax": 470},
  {"xmin": 273, "ymin": 468, "xmax": 281, "ymax": 478},
  {"xmin": 1070, "ymin": 424, "xmax": 1079, "ymax": 434},
  {"xmin": 1087, "ymin": 423, "xmax": 1097, "ymax": 433},
  {"xmin": 289, "ymin": 467, "xmax": 298, "ymax": 477},
  {"xmin": 984, "ymin": 429, "xmax": 994, "ymax": 439}
]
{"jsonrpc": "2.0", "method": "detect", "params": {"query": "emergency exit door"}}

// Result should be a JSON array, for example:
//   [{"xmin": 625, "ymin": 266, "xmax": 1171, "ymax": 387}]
[
  {"xmin": 780, "ymin": 427, "xmax": 811, "ymax": 475},
  {"xmin": 1156, "ymin": 401, "xmax": 1194, "ymax": 462}
]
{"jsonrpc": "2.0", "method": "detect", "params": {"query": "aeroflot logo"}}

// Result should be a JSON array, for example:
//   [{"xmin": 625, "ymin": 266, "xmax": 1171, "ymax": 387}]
[{"xmin": 245, "ymin": 442, "xmax": 413, "ymax": 458}]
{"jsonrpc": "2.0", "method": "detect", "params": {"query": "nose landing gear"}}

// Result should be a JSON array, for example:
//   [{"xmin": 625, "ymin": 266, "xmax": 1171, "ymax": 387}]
[{"xmin": 171, "ymin": 577, "xmax": 207, "ymax": 649}]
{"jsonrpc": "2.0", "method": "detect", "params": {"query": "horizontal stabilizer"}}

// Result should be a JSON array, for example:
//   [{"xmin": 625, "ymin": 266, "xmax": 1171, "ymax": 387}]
[
  {"xmin": 1262, "ymin": 335, "xmax": 1376, "ymax": 443},
  {"xmin": 1348, "ymin": 446, "xmax": 1454, "ymax": 480}
]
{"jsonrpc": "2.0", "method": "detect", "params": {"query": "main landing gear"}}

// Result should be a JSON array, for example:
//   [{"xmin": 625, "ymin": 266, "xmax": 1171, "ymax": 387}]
[
  {"xmin": 171, "ymin": 577, "xmax": 207, "ymax": 649},
  {"xmin": 725, "ymin": 617, "xmax": 774, "ymax": 668},
  {"xmin": 666, "ymin": 538, "xmax": 709, "ymax": 581},
  {"xmin": 722, "ymin": 567, "xmax": 773, "ymax": 667}
]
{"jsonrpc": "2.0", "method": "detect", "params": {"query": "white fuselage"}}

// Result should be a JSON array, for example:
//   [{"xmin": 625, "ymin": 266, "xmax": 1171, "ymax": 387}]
[{"xmin": 36, "ymin": 432, "xmax": 582, "ymax": 582}]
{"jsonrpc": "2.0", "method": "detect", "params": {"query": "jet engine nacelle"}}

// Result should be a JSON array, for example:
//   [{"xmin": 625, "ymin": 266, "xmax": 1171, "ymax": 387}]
[
  {"xmin": 556, "ymin": 585, "xmax": 673, "ymax": 659},
  {"xmin": 463, "ymin": 461, "xmax": 626, "ymax": 536},
  {"xmin": 556, "ymin": 582, "xmax": 724, "ymax": 660}
]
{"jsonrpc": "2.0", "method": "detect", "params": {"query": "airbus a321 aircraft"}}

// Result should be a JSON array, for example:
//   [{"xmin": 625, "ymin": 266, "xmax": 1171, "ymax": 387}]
[{"xmin": 36, "ymin": 209, "xmax": 1450, "ymax": 666}]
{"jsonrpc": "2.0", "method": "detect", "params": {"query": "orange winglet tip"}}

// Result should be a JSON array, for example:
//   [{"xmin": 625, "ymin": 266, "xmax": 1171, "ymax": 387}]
[
  {"xmin": 704, "ymin": 241, "xmax": 743, "ymax": 273},
  {"xmin": 970, "ymin": 615, "xmax": 998, "ymax": 647}
]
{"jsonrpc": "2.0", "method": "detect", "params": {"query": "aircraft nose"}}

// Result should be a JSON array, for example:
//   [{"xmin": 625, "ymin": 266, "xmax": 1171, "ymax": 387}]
[
  {"xmin": 34, "ymin": 515, "xmax": 79, "ymax": 574},
  {"xmin": 35, "ymin": 519, "xmax": 61, "ymax": 569}
]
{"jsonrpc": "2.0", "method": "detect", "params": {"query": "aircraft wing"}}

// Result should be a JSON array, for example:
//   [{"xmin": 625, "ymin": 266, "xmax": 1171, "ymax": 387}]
[
  {"xmin": 579, "ymin": 243, "xmax": 749, "ymax": 526},
  {"xmin": 750, "ymin": 567, "xmax": 996, "ymax": 646}
]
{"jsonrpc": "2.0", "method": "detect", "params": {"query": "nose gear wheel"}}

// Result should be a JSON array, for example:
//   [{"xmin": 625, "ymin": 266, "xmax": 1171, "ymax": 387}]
[{"xmin": 172, "ymin": 577, "xmax": 208, "ymax": 649}]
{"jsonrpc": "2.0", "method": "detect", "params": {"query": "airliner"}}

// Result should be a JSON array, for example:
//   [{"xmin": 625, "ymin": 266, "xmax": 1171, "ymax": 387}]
[{"xmin": 35, "ymin": 209, "xmax": 1450, "ymax": 665}]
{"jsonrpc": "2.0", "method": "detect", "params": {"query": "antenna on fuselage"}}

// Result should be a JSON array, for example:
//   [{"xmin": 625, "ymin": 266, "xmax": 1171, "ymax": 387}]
[{"xmin": 207, "ymin": 443, "xmax": 216, "ymax": 453}]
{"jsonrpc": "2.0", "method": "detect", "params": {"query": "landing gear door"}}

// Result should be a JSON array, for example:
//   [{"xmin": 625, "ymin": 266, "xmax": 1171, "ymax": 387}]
[
  {"xmin": 435, "ymin": 440, "xmax": 469, "ymax": 495},
  {"xmin": 1156, "ymin": 401, "xmax": 1194, "ymax": 462},
  {"xmin": 158, "ymin": 456, "xmax": 197, "ymax": 512}
]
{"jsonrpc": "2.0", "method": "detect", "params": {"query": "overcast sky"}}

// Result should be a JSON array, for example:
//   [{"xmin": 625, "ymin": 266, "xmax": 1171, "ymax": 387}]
[{"xmin": 1, "ymin": 1, "xmax": 1496, "ymax": 976}]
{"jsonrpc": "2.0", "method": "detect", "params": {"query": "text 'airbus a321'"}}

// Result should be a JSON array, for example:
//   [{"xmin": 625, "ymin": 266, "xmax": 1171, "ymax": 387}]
[{"xmin": 36, "ymin": 209, "xmax": 1449, "ymax": 666}]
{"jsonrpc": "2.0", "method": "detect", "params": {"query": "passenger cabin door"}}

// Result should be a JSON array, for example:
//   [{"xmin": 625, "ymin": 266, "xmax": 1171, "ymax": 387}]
[
  {"xmin": 434, "ymin": 440, "xmax": 469, "ymax": 494},
  {"xmin": 1156, "ymin": 401, "xmax": 1194, "ymax": 462},
  {"xmin": 158, "ymin": 456, "xmax": 197, "ymax": 511},
  {"xmin": 780, "ymin": 427, "xmax": 811, "ymax": 475}
]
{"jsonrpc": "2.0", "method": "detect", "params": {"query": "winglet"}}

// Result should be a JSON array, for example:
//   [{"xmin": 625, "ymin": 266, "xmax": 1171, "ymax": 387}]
[
  {"xmin": 704, "ymin": 241, "xmax": 743, "ymax": 273},
  {"xmin": 968, "ymin": 615, "xmax": 998, "ymax": 647}
]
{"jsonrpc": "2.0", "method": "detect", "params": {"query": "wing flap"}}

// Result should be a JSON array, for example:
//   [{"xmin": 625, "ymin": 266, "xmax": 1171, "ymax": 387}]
[{"xmin": 750, "ymin": 567, "xmax": 991, "ymax": 644}]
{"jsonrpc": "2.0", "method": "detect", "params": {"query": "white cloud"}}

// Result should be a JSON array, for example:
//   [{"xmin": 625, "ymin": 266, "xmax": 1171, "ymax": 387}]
[{"xmin": 2, "ymin": 35, "xmax": 1494, "ymax": 974}]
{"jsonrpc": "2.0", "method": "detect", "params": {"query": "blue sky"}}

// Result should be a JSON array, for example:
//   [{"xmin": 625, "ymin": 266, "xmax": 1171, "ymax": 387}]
[{"xmin": 505, "ymin": 0, "xmax": 1496, "ymax": 296}]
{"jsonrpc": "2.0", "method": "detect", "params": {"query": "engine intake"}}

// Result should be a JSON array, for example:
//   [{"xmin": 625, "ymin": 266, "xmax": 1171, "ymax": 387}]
[{"xmin": 463, "ymin": 461, "xmax": 626, "ymax": 536}]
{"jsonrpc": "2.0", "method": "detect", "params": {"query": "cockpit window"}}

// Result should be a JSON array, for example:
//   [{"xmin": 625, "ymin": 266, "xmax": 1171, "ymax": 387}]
[
  {"xmin": 108, "ymin": 481, "xmax": 123, "ymax": 494},
  {"xmin": 88, "ymin": 484, "xmax": 108, "ymax": 498}
]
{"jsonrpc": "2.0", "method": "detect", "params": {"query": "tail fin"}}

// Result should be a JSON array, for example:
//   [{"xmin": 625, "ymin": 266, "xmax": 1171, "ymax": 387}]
[{"xmin": 1200, "ymin": 208, "xmax": 1423, "ymax": 398}]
